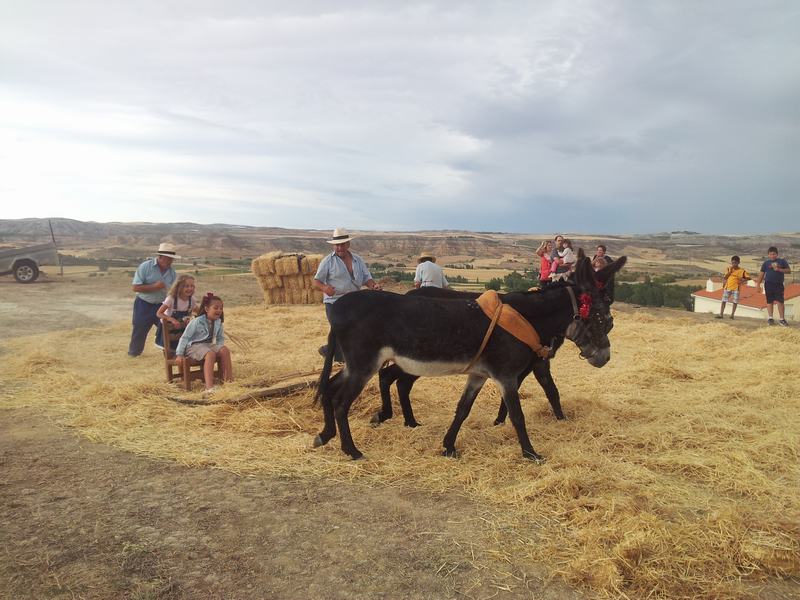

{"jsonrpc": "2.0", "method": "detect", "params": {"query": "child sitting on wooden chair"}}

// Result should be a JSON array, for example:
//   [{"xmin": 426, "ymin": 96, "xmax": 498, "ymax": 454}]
[
  {"xmin": 156, "ymin": 274, "xmax": 196, "ymax": 351},
  {"xmin": 175, "ymin": 293, "xmax": 233, "ymax": 393}
]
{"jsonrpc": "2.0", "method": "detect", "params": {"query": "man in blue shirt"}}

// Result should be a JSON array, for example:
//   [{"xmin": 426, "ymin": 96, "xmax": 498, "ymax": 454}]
[
  {"xmin": 313, "ymin": 228, "xmax": 381, "ymax": 360},
  {"xmin": 128, "ymin": 243, "xmax": 179, "ymax": 356},
  {"xmin": 753, "ymin": 246, "xmax": 792, "ymax": 326}
]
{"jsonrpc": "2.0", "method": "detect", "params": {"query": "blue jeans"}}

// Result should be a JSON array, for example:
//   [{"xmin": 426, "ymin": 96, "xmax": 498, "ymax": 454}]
[{"xmin": 128, "ymin": 296, "xmax": 162, "ymax": 356}]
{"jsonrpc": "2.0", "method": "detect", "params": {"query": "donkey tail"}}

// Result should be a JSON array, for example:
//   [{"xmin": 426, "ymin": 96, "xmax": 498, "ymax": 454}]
[{"xmin": 314, "ymin": 328, "xmax": 336, "ymax": 406}]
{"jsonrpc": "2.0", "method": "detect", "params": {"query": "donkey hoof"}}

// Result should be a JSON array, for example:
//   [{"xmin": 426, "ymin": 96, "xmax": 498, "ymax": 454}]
[
  {"xmin": 404, "ymin": 420, "xmax": 420, "ymax": 428},
  {"xmin": 371, "ymin": 412, "xmax": 391, "ymax": 426},
  {"xmin": 493, "ymin": 418, "xmax": 505, "ymax": 426},
  {"xmin": 523, "ymin": 451, "xmax": 545, "ymax": 464},
  {"xmin": 350, "ymin": 452, "xmax": 365, "ymax": 461},
  {"xmin": 313, "ymin": 435, "xmax": 327, "ymax": 448},
  {"xmin": 442, "ymin": 448, "xmax": 459, "ymax": 458}
]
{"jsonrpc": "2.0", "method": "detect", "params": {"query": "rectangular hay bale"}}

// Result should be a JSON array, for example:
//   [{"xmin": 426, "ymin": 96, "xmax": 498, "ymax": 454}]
[
  {"xmin": 263, "ymin": 273, "xmax": 282, "ymax": 288},
  {"xmin": 283, "ymin": 274, "xmax": 303, "ymax": 292},
  {"xmin": 259, "ymin": 251, "xmax": 283, "ymax": 274},
  {"xmin": 275, "ymin": 255, "xmax": 301, "ymax": 276},
  {"xmin": 305, "ymin": 254, "xmax": 323, "ymax": 273}
]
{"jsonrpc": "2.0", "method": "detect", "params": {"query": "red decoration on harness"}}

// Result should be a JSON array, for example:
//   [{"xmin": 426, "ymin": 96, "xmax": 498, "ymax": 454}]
[
  {"xmin": 579, "ymin": 293, "xmax": 592, "ymax": 320},
  {"xmin": 595, "ymin": 280, "xmax": 606, "ymax": 290}
]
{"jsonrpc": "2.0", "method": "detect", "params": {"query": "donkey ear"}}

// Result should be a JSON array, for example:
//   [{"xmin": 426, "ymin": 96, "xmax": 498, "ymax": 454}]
[
  {"xmin": 574, "ymin": 256, "xmax": 594, "ymax": 287},
  {"xmin": 577, "ymin": 247, "xmax": 586, "ymax": 260},
  {"xmin": 595, "ymin": 256, "xmax": 628, "ymax": 285}
]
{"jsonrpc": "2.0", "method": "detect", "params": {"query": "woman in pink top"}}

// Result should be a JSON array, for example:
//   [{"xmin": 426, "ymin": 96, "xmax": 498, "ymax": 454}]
[{"xmin": 536, "ymin": 240, "xmax": 555, "ymax": 284}]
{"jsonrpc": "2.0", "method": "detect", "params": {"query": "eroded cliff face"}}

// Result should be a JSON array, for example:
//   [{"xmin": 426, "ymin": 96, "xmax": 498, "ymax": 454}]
[
  {"xmin": 2, "ymin": 219, "xmax": 521, "ymax": 261},
  {"xmin": 4, "ymin": 219, "xmax": 795, "ymax": 266},
  {"xmin": 324, "ymin": 236, "xmax": 509, "ymax": 259}
]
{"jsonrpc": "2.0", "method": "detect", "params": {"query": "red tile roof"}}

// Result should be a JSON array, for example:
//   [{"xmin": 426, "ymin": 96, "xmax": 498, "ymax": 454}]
[{"xmin": 692, "ymin": 283, "xmax": 800, "ymax": 309}]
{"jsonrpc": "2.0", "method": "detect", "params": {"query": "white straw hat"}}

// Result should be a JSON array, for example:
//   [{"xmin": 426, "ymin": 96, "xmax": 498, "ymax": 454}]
[
  {"xmin": 156, "ymin": 242, "xmax": 181, "ymax": 258},
  {"xmin": 326, "ymin": 228, "xmax": 354, "ymax": 244}
]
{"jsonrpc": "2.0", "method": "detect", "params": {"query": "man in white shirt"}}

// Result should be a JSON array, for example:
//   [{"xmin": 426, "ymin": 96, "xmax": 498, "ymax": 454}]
[
  {"xmin": 414, "ymin": 252, "xmax": 449, "ymax": 289},
  {"xmin": 313, "ymin": 228, "xmax": 382, "ymax": 361}
]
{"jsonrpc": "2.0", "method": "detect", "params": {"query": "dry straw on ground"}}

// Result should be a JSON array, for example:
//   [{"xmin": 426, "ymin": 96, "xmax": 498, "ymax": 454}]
[
  {"xmin": 251, "ymin": 252, "xmax": 324, "ymax": 305},
  {"xmin": 2, "ymin": 304, "xmax": 799, "ymax": 599}
]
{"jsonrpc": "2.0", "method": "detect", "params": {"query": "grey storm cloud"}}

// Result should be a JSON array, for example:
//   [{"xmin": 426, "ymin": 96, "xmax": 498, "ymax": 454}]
[{"xmin": 0, "ymin": 0, "xmax": 798, "ymax": 233}]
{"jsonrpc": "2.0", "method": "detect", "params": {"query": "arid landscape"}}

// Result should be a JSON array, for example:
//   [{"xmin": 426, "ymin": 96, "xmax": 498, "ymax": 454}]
[
  {"xmin": 1, "ymin": 220, "xmax": 799, "ymax": 599},
  {"xmin": 3, "ymin": 218, "xmax": 799, "ymax": 281}
]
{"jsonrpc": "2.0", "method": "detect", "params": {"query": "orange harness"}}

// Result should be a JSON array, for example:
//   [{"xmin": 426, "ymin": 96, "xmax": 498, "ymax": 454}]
[{"xmin": 463, "ymin": 290, "xmax": 551, "ymax": 373}]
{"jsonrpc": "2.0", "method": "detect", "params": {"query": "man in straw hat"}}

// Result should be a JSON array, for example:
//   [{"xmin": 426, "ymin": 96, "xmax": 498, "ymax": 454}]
[
  {"xmin": 313, "ymin": 228, "xmax": 381, "ymax": 360},
  {"xmin": 414, "ymin": 251, "xmax": 449, "ymax": 289},
  {"xmin": 128, "ymin": 242, "xmax": 180, "ymax": 357}
]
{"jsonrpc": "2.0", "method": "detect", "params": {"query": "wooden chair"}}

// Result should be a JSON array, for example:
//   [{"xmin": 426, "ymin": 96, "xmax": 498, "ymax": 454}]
[{"xmin": 162, "ymin": 319, "xmax": 219, "ymax": 390}]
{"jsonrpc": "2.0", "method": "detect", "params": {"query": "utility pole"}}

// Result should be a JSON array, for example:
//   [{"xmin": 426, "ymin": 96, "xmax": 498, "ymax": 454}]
[{"xmin": 48, "ymin": 219, "xmax": 63, "ymax": 277}]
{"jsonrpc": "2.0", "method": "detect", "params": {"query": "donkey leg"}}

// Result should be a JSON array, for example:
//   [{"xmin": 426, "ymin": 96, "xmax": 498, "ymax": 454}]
[
  {"xmin": 499, "ymin": 380, "xmax": 544, "ymax": 463},
  {"xmin": 494, "ymin": 365, "xmax": 531, "ymax": 425},
  {"xmin": 372, "ymin": 364, "xmax": 401, "ymax": 424},
  {"xmin": 334, "ymin": 372, "xmax": 371, "ymax": 460},
  {"xmin": 531, "ymin": 361, "xmax": 565, "ymax": 420},
  {"xmin": 396, "ymin": 374, "xmax": 421, "ymax": 427},
  {"xmin": 494, "ymin": 401, "xmax": 508, "ymax": 426},
  {"xmin": 442, "ymin": 375, "xmax": 487, "ymax": 457},
  {"xmin": 314, "ymin": 371, "xmax": 343, "ymax": 447}
]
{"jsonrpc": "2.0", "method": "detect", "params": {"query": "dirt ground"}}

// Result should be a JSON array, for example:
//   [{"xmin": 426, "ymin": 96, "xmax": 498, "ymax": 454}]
[{"xmin": 0, "ymin": 272, "xmax": 586, "ymax": 600}]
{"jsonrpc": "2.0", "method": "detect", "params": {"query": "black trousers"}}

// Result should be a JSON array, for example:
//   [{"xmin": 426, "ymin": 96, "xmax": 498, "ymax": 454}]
[{"xmin": 324, "ymin": 303, "xmax": 344, "ymax": 362}]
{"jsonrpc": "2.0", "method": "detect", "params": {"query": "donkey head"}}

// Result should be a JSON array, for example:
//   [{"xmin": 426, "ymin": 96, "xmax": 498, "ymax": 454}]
[{"xmin": 565, "ymin": 253, "xmax": 627, "ymax": 367}]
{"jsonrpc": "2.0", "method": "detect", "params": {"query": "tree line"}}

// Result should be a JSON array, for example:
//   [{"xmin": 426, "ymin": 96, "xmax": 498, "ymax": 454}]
[{"xmin": 484, "ymin": 270, "xmax": 695, "ymax": 311}]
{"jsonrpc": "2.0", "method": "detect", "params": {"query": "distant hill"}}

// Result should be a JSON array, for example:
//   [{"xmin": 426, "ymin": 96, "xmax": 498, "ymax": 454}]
[{"xmin": 1, "ymin": 218, "xmax": 797, "ymax": 275}]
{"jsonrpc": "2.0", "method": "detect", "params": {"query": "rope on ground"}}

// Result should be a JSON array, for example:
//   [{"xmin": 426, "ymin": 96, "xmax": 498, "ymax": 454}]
[
  {"xmin": 164, "ymin": 367, "xmax": 341, "ymax": 406},
  {"xmin": 243, "ymin": 367, "xmax": 330, "ymax": 388}
]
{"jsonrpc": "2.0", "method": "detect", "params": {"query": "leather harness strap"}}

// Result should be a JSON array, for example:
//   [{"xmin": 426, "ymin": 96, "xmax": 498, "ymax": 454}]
[
  {"xmin": 462, "ymin": 296, "xmax": 503, "ymax": 373},
  {"xmin": 463, "ymin": 290, "xmax": 552, "ymax": 373},
  {"xmin": 566, "ymin": 285, "xmax": 579, "ymax": 315}
]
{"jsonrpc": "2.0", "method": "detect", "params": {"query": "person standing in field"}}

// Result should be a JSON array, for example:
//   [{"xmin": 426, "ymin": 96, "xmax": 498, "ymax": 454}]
[
  {"xmin": 594, "ymin": 244, "xmax": 613, "ymax": 266},
  {"xmin": 414, "ymin": 252, "xmax": 448, "ymax": 288},
  {"xmin": 550, "ymin": 236, "xmax": 576, "ymax": 281},
  {"xmin": 128, "ymin": 242, "xmax": 179, "ymax": 357},
  {"xmin": 535, "ymin": 240, "xmax": 555, "ymax": 285},
  {"xmin": 592, "ymin": 244, "xmax": 616, "ymax": 299},
  {"xmin": 312, "ymin": 228, "xmax": 382, "ymax": 360},
  {"xmin": 753, "ymin": 246, "xmax": 791, "ymax": 326},
  {"xmin": 715, "ymin": 256, "xmax": 749, "ymax": 320}
]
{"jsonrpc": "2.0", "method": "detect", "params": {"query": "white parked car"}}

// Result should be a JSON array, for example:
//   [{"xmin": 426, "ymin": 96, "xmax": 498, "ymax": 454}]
[{"xmin": 0, "ymin": 242, "xmax": 59, "ymax": 283}]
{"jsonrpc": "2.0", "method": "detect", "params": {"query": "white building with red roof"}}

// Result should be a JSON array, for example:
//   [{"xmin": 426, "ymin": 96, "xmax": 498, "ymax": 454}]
[{"xmin": 692, "ymin": 278, "xmax": 800, "ymax": 321}]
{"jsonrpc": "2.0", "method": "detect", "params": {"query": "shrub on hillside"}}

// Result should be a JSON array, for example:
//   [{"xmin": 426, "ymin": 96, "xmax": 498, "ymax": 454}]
[{"xmin": 615, "ymin": 282, "xmax": 695, "ymax": 310}]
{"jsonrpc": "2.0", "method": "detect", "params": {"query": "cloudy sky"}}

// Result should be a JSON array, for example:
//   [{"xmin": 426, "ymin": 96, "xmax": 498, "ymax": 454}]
[{"xmin": 1, "ymin": 1, "xmax": 798, "ymax": 233}]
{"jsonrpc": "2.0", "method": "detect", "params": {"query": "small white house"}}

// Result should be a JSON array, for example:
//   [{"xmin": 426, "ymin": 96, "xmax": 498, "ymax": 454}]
[{"xmin": 692, "ymin": 279, "xmax": 800, "ymax": 321}]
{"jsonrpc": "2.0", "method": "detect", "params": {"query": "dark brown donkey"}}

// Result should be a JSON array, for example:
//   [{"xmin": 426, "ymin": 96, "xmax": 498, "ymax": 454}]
[{"xmin": 314, "ymin": 255, "xmax": 626, "ymax": 462}]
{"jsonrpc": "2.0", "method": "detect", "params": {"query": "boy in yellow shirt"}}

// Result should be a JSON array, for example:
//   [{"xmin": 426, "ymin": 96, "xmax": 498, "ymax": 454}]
[{"xmin": 716, "ymin": 255, "xmax": 749, "ymax": 320}]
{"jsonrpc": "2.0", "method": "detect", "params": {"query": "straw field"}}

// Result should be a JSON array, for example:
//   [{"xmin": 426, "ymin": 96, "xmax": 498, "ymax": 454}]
[{"xmin": 2, "ymin": 303, "xmax": 799, "ymax": 599}]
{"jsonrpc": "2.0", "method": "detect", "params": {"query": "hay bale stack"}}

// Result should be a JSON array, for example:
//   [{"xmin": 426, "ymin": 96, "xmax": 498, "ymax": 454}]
[
  {"xmin": 251, "ymin": 252, "xmax": 325, "ymax": 305},
  {"xmin": 251, "ymin": 251, "xmax": 282, "ymax": 276}
]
